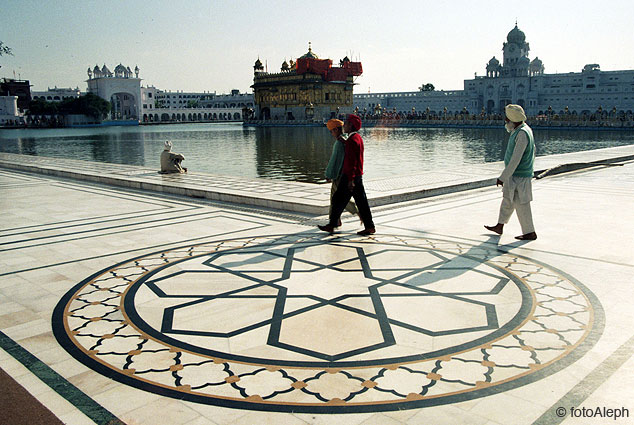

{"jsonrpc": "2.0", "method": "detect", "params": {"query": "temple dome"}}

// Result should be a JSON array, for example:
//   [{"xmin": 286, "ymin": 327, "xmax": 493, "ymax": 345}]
[
  {"xmin": 488, "ymin": 56, "xmax": 500, "ymax": 67},
  {"xmin": 114, "ymin": 63, "xmax": 127, "ymax": 77},
  {"xmin": 101, "ymin": 64, "xmax": 111, "ymax": 76},
  {"xmin": 299, "ymin": 44, "xmax": 318, "ymax": 59},
  {"xmin": 507, "ymin": 24, "xmax": 526, "ymax": 44}
]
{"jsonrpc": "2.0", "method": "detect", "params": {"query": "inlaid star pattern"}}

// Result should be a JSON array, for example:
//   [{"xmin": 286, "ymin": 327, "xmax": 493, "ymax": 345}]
[
  {"xmin": 54, "ymin": 234, "xmax": 601, "ymax": 413},
  {"xmin": 131, "ymin": 241, "xmax": 521, "ymax": 363}
]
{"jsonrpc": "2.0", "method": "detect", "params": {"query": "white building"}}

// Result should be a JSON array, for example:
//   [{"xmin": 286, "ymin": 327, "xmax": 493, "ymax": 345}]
[
  {"xmin": 354, "ymin": 25, "xmax": 634, "ymax": 117},
  {"xmin": 140, "ymin": 88, "xmax": 252, "ymax": 123},
  {"xmin": 32, "ymin": 87, "xmax": 81, "ymax": 102},
  {"xmin": 86, "ymin": 63, "xmax": 142, "ymax": 121},
  {"xmin": 0, "ymin": 95, "xmax": 23, "ymax": 126},
  {"xmin": 83, "ymin": 63, "xmax": 249, "ymax": 123}
]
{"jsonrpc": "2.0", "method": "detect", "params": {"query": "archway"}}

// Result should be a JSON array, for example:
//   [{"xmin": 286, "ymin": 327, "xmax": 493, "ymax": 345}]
[{"xmin": 110, "ymin": 92, "xmax": 137, "ymax": 120}]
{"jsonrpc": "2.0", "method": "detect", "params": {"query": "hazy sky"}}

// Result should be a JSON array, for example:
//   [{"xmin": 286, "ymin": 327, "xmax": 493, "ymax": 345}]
[{"xmin": 2, "ymin": 1, "xmax": 633, "ymax": 94}]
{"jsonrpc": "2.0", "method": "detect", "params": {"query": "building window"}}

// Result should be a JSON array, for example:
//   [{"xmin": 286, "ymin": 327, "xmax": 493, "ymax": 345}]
[{"xmin": 148, "ymin": 93, "xmax": 153, "ymax": 98}]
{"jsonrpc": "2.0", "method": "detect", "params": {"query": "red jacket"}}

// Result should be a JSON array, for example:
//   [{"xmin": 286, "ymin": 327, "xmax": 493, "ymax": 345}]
[{"xmin": 341, "ymin": 132, "xmax": 364, "ymax": 179}]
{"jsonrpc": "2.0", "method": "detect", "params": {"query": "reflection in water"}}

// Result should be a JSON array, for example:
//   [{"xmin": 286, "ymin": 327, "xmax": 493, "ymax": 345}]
[
  {"xmin": 254, "ymin": 127, "xmax": 332, "ymax": 183},
  {"xmin": 1, "ymin": 123, "xmax": 633, "ymax": 183}
]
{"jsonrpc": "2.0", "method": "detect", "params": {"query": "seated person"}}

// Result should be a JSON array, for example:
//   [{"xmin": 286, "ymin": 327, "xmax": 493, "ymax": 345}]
[{"xmin": 160, "ymin": 141, "xmax": 187, "ymax": 174}]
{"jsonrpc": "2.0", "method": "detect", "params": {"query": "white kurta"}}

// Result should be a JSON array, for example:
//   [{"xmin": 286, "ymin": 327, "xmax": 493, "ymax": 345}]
[{"xmin": 497, "ymin": 128, "xmax": 535, "ymax": 234}]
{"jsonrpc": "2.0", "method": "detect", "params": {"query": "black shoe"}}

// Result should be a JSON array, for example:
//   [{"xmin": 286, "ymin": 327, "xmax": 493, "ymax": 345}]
[
  {"xmin": 318, "ymin": 224, "xmax": 335, "ymax": 233},
  {"xmin": 515, "ymin": 232, "xmax": 537, "ymax": 240},
  {"xmin": 357, "ymin": 228, "xmax": 376, "ymax": 236},
  {"xmin": 484, "ymin": 224, "xmax": 503, "ymax": 235}
]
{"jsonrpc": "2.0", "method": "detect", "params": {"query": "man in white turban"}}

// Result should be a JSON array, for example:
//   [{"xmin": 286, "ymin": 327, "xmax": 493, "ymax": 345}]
[
  {"xmin": 485, "ymin": 104, "xmax": 537, "ymax": 240},
  {"xmin": 160, "ymin": 141, "xmax": 187, "ymax": 174}
]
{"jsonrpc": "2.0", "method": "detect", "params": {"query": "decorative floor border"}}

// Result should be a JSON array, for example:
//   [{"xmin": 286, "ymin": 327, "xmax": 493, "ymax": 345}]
[{"xmin": 52, "ymin": 233, "xmax": 604, "ymax": 413}]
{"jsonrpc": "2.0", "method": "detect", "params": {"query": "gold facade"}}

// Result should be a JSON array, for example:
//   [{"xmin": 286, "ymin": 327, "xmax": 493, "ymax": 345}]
[{"xmin": 253, "ymin": 72, "xmax": 354, "ymax": 111}]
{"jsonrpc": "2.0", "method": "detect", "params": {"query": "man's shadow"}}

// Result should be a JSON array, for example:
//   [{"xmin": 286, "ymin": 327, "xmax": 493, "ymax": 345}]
[{"xmin": 394, "ymin": 234, "xmax": 531, "ymax": 289}]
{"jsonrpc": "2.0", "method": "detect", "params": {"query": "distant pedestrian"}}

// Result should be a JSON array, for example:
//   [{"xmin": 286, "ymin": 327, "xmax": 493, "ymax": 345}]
[
  {"xmin": 485, "ymin": 104, "xmax": 537, "ymax": 240},
  {"xmin": 319, "ymin": 115, "xmax": 376, "ymax": 235},
  {"xmin": 160, "ymin": 141, "xmax": 187, "ymax": 174},
  {"xmin": 324, "ymin": 119, "xmax": 359, "ymax": 227}
]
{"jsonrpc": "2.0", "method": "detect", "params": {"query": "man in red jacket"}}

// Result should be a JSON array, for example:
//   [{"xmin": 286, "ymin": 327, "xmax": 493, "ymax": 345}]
[{"xmin": 319, "ymin": 114, "xmax": 376, "ymax": 235}]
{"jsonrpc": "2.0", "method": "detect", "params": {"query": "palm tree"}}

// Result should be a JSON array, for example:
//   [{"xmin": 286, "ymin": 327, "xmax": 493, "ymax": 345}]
[{"xmin": 0, "ymin": 41, "xmax": 13, "ymax": 69}]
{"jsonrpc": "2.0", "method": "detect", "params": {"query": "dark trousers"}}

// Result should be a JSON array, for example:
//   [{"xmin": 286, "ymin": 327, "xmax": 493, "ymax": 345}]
[{"xmin": 329, "ymin": 174, "xmax": 374, "ymax": 229}]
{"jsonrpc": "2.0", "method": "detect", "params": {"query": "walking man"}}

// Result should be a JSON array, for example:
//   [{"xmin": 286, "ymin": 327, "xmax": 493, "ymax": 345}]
[
  {"xmin": 324, "ymin": 119, "xmax": 359, "ymax": 226},
  {"xmin": 485, "ymin": 104, "xmax": 537, "ymax": 240},
  {"xmin": 319, "ymin": 114, "xmax": 376, "ymax": 236}
]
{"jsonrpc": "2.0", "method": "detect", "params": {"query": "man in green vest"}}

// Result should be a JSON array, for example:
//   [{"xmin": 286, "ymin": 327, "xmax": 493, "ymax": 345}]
[{"xmin": 485, "ymin": 104, "xmax": 537, "ymax": 240}]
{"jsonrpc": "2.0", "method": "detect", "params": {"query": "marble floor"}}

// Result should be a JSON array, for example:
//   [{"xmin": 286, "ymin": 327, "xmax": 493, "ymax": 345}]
[{"xmin": 1, "ymin": 160, "xmax": 633, "ymax": 424}]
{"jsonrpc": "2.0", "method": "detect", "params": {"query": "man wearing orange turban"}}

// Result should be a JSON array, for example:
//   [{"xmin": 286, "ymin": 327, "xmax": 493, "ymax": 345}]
[
  {"xmin": 319, "ymin": 115, "xmax": 375, "ymax": 235},
  {"xmin": 324, "ymin": 119, "xmax": 359, "ymax": 224}
]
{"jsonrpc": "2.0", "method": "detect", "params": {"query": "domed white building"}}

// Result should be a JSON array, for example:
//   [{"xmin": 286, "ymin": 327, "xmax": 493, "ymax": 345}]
[
  {"xmin": 354, "ymin": 24, "xmax": 634, "ymax": 117},
  {"xmin": 86, "ymin": 63, "xmax": 141, "ymax": 122}
]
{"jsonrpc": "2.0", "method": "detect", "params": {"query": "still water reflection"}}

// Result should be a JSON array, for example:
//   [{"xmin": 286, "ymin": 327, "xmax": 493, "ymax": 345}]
[{"xmin": 1, "ymin": 123, "xmax": 633, "ymax": 183}]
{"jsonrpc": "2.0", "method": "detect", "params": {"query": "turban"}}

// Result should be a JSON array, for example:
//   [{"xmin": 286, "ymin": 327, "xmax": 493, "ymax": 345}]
[
  {"xmin": 346, "ymin": 114, "xmax": 362, "ymax": 131},
  {"xmin": 326, "ymin": 119, "xmax": 344, "ymax": 130},
  {"xmin": 505, "ymin": 104, "xmax": 526, "ymax": 122},
  {"xmin": 164, "ymin": 140, "xmax": 172, "ymax": 151}
]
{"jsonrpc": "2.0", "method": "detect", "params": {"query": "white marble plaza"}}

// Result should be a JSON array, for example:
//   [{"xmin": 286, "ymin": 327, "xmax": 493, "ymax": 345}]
[{"xmin": 1, "ymin": 152, "xmax": 633, "ymax": 424}]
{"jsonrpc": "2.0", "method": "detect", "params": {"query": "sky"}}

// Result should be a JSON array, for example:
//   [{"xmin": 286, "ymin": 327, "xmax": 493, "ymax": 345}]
[{"xmin": 2, "ymin": 0, "xmax": 634, "ymax": 94}]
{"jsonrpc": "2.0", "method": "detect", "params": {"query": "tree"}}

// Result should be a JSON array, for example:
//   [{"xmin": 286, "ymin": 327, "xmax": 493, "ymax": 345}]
[
  {"xmin": 61, "ymin": 92, "xmax": 111, "ymax": 119},
  {"xmin": 0, "ymin": 41, "xmax": 13, "ymax": 57},
  {"xmin": 27, "ymin": 98, "xmax": 59, "ymax": 115},
  {"xmin": 0, "ymin": 41, "xmax": 13, "ymax": 70},
  {"xmin": 419, "ymin": 83, "xmax": 435, "ymax": 92}
]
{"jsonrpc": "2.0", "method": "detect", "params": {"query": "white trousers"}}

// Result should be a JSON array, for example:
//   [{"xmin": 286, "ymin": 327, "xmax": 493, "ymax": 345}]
[{"xmin": 497, "ymin": 196, "xmax": 535, "ymax": 234}]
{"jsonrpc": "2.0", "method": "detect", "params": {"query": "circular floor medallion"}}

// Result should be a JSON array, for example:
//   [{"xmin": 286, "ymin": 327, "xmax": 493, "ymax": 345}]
[{"xmin": 53, "ymin": 233, "xmax": 603, "ymax": 413}]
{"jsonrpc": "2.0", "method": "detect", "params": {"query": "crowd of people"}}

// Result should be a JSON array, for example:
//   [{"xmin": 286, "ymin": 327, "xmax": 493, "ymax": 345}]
[{"xmin": 350, "ymin": 106, "xmax": 634, "ymax": 126}]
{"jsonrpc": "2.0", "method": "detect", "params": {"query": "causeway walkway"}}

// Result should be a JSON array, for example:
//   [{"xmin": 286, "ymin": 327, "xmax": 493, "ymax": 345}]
[
  {"xmin": 1, "ymin": 145, "xmax": 634, "ymax": 214},
  {"xmin": 1, "ymin": 148, "xmax": 634, "ymax": 424}
]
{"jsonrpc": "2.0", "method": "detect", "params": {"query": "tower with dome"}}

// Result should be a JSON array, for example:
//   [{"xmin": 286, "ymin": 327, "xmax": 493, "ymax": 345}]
[
  {"xmin": 86, "ymin": 63, "xmax": 141, "ymax": 122},
  {"xmin": 353, "ymin": 23, "xmax": 634, "ymax": 118}
]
